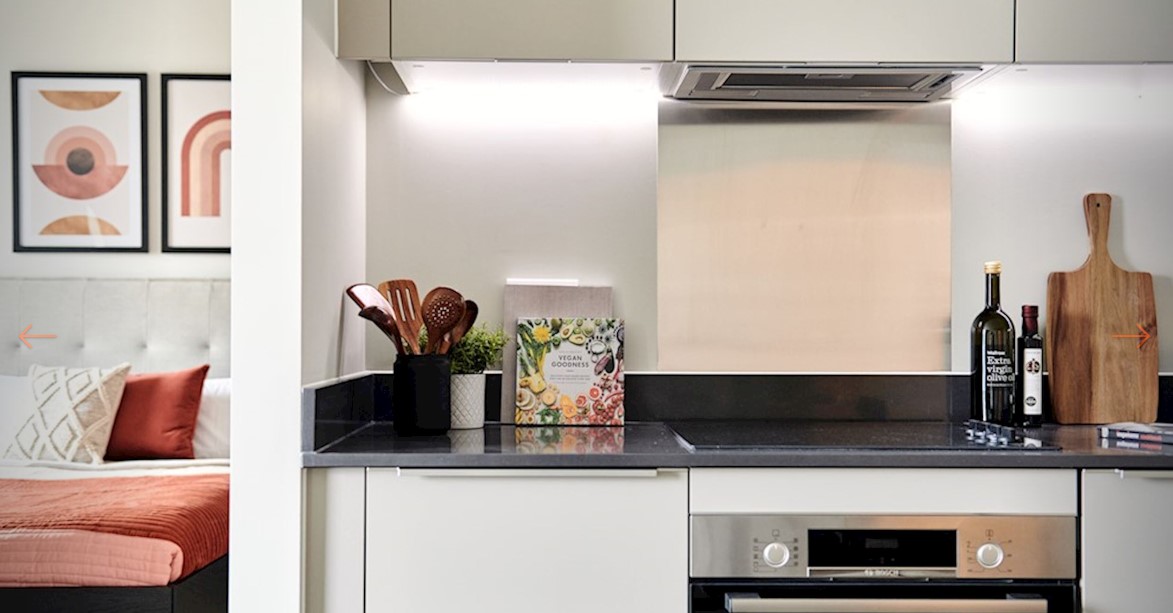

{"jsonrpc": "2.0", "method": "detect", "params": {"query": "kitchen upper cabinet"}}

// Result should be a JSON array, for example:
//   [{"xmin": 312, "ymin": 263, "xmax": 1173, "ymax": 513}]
[
  {"xmin": 390, "ymin": 0, "xmax": 673, "ymax": 61},
  {"xmin": 1016, "ymin": 0, "xmax": 1173, "ymax": 63},
  {"xmin": 336, "ymin": 0, "xmax": 391, "ymax": 60},
  {"xmin": 366, "ymin": 468, "xmax": 687, "ymax": 613},
  {"xmin": 1081, "ymin": 469, "xmax": 1173, "ymax": 612},
  {"xmin": 676, "ymin": 0, "xmax": 1015, "ymax": 64}
]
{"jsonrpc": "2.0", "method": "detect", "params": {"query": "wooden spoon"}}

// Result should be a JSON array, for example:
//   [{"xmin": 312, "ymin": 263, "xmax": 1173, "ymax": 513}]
[
  {"xmin": 439, "ymin": 300, "xmax": 478, "ymax": 354},
  {"xmin": 379, "ymin": 279, "xmax": 423, "ymax": 354},
  {"xmin": 345, "ymin": 283, "xmax": 404, "ymax": 354},
  {"xmin": 421, "ymin": 287, "xmax": 465, "ymax": 354}
]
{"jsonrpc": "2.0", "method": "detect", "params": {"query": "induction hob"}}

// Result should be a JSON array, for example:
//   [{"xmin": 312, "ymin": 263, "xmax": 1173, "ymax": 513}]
[{"xmin": 668, "ymin": 420, "xmax": 1060, "ymax": 451}]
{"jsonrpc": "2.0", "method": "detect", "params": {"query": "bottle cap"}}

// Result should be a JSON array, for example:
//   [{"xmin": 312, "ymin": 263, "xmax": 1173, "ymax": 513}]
[
  {"xmin": 984, "ymin": 261, "xmax": 1002, "ymax": 274},
  {"xmin": 1022, "ymin": 305, "xmax": 1038, "ymax": 317}
]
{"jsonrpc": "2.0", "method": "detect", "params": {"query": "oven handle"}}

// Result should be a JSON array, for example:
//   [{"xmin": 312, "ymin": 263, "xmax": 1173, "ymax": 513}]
[{"xmin": 724, "ymin": 596, "xmax": 1048, "ymax": 613}]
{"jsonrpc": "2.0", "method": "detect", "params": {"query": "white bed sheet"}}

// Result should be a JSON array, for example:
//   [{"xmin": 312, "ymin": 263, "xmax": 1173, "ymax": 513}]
[{"xmin": 0, "ymin": 458, "xmax": 229, "ymax": 480}]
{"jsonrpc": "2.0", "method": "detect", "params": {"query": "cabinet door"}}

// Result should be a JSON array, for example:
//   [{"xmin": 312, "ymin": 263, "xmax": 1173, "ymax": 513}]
[
  {"xmin": 1082, "ymin": 470, "xmax": 1173, "ymax": 612},
  {"xmin": 367, "ymin": 468, "xmax": 687, "ymax": 613},
  {"xmin": 391, "ymin": 0, "xmax": 673, "ymax": 61},
  {"xmin": 303, "ymin": 468, "xmax": 366, "ymax": 613},
  {"xmin": 676, "ymin": 0, "xmax": 1014, "ymax": 63},
  {"xmin": 1017, "ymin": 0, "xmax": 1173, "ymax": 62},
  {"xmin": 336, "ymin": 0, "xmax": 391, "ymax": 60}
]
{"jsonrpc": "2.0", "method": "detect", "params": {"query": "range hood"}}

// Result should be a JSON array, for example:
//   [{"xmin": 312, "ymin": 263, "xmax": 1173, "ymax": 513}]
[{"xmin": 662, "ymin": 64, "xmax": 984, "ymax": 104}]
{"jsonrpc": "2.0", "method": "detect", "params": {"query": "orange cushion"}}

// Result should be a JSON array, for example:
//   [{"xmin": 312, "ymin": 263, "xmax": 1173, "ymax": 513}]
[{"xmin": 105, "ymin": 365, "xmax": 210, "ymax": 461}]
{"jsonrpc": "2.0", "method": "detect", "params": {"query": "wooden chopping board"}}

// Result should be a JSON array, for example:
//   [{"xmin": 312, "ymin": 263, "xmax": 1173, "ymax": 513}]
[{"xmin": 1046, "ymin": 193, "xmax": 1158, "ymax": 424}]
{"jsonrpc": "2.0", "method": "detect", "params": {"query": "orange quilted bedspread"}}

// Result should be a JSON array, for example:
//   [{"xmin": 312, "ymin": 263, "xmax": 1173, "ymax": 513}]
[{"xmin": 0, "ymin": 474, "xmax": 228, "ymax": 580}]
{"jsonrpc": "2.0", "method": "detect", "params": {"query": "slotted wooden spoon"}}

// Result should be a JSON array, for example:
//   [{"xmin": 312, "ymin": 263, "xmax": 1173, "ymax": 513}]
[
  {"xmin": 439, "ymin": 300, "xmax": 478, "ymax": 355},
  {"xmin": 421, "ymin": 287, "xmax": 465, "ymax": 354},
  {"xmin": 379, "ymin": 279, "xmax": 423, "ymax": 354},
  {"xmin": 345, "ymin": 283, "xmax": 404, "ymax": 354}
]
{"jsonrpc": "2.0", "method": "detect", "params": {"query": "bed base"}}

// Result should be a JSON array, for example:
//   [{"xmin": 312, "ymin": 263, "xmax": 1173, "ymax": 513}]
[{"xmin": 0, "ymin": 555, "xmax": 227, "ymax": 613}]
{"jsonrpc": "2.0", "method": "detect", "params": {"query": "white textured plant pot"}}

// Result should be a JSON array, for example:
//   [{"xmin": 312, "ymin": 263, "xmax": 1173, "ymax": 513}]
[{"xmin": 450, "ymin": 373, "xmax": 486, "ymax": 429}]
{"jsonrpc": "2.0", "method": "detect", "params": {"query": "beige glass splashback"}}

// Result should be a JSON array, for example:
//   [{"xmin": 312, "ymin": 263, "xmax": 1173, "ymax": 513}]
[{"xmin": 657, "ymin": 102, "xmax": 951, "ymax": 372}]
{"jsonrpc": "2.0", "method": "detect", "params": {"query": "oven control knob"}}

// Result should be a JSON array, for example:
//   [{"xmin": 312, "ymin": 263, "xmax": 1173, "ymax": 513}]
[
  {"xmin": 762, "ymin": 542, "xmax": 791, "ymax": 568},
  {"xmin": 976, "ymin": 543, "xmax": 1005, "ymax": 569}
]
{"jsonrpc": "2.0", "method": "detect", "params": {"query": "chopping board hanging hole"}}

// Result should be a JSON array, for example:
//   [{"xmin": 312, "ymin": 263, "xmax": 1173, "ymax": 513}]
[{"xmin": 1045, "ymin": 193, "xmax": 1159, "ymax": 424}]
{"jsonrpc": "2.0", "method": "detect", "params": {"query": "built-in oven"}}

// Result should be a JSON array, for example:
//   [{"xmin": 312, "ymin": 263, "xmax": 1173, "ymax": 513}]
[{"xmin": 691, "ymin": 514, "xmax": 1078, "ymax": 612}]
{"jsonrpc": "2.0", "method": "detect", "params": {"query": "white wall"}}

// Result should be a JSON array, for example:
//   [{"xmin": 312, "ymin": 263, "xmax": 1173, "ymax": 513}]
[
  {"xmin": 0, "ymin": 0, "xmax": 230, "ymax": 278},
  {"xmin": 951, "ymin": 65, "xmax": 1173, "ymax": 372},
  {"xmin": 365, "ymin": 78, "xmax": 659, "ymax": 371},
  {"xmin": 234, "ymin": 0, "xmax": 367, "ymax": 610},
  {"xmin": 302, "ymin": 0, "xmax": 367, "ymax": 383},
  {"xmin": 231, "ymin": 0, "xmax": 301, "ymax": 612}
]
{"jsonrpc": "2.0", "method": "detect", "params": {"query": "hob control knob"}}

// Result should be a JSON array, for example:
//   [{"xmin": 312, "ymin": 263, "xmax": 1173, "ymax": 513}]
[
  {"xmin": 762, "ymin": 542, "xmax": 791, "ymax": 568},
  {"xmin": 976, "ymin": 543, "xmax": 1005, "ymax": 569}
]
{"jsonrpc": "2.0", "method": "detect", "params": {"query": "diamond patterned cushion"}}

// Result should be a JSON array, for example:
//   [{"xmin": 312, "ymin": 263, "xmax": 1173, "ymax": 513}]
[{"xmin": 4, "ymin": 363, "xmax": 131, "ymax": 464}]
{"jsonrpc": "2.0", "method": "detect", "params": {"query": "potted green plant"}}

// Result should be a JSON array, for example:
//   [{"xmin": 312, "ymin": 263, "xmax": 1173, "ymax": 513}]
[{"xmin": 449, "ymin": 324, "xmax": 507, "ymax": 429}]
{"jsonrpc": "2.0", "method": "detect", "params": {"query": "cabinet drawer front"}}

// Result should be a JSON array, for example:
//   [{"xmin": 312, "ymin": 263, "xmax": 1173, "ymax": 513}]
[
  {"xmin": 1082, "ymin": 469, "xmax": 1173, "ymax": 611},
  {"xmin": 676, "ymin": 0, "xmax": 1014, "ymax": 63},
  {"xmin": 391, "ymin": 0, "xmax": 673, "ymax": 61},
  {"xmin": 366, "ymin": 468, "xmax": 687, "ymax": 613},
  {"xmin": 691, "ymin": 468, "xmax": 1077, "ymax": 515},
  {"xmin": 1017, "ymin": 0, "xmax": 1173, "ymax": 62}
]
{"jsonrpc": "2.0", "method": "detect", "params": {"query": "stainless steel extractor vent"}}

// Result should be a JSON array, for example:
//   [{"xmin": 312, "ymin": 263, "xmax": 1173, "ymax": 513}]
[{"xmin": 666, "ymin": 65, "xmax": 982, "ymax": 103}]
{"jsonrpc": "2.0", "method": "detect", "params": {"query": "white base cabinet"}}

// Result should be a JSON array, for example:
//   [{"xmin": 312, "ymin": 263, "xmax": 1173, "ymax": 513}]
[
  {"xmin": 303, "ymin": 468, "xmax": 366, "ymax": 613},
  {"xmin": 1081, "ymin": 469, "xmax": 1173, "ymax": 613},
  {"xmin": 366, "ymin": 468, "xmax": 688, "ymax": 613}
]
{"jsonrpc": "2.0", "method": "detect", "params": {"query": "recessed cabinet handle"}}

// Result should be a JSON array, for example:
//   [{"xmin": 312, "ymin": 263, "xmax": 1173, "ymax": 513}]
[
  {"xmin": 725, "ymin": 597, "xmax": 1047, "ymax": 613},
  {"xmin": 1114, "ymin": 469, "xmax": 1173, "ymax": 480},
  {"xmin": 394, "ymin": 468, "xmax": 661, "ymax": 478}
]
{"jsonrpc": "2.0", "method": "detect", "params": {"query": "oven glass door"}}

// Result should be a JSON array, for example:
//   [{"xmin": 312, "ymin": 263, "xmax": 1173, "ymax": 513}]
[{"xmin": 691, "ymin": 581, "xmax": 1076, "ymax": 613}]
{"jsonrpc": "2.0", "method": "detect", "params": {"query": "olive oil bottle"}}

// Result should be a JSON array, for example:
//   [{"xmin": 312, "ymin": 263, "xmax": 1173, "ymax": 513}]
[{"xmin": 971, "ymin": 261, "xmax": 1016, "ymax": 424}]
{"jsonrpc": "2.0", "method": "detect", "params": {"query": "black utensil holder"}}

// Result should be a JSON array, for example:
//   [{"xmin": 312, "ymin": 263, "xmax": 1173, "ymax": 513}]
[{"xmin": 392, "ymin": 354, "xmax": 451, "ymax": 435}]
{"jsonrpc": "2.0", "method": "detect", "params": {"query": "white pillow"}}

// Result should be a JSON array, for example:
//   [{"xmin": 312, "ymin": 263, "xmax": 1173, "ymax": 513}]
[
  {"xmin": 0, "ymin": 375, "xmax": 35, "ymax": 444},
  {"xmin": 193, "ymin": 378, "xmax": 231, "ymax": 459},
  {"xmin": 4, "ymin": 363, "xmax": 131, "ymax": 464}
]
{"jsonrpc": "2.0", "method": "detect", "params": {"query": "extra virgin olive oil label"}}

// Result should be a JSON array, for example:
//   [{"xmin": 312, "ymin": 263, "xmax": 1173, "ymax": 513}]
[
  {"xmin": 516, "ymin": 317, "xmax": 624, "ymax": 426},
  {"xmin": 985, "ymin": 348, "xmax": 1014, "ymax": 387},
  {"xmin": 1022, "ymin": 348, "xmax": 1043, "ymax": 415}
]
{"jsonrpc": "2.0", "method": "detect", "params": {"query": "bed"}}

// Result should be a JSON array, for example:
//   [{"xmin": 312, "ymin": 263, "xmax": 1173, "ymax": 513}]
[{"xmin": 0, "ymin": 278, "xmax": 230, "ymax": 613}]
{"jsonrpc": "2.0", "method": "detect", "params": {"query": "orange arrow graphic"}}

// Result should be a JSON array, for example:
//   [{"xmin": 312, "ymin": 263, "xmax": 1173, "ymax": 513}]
[
  {"xmin": 1112, "ymin": 323, "xmax": 1152, "ymax": 349},
  {"xmin": 19, "ymin": 325, "xmax": 56, "ymax": 349}
]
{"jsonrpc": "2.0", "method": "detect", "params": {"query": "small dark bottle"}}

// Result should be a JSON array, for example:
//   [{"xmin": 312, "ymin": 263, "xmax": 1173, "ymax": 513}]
[
  {"xmin": 1016, "ymin": 305, "xmax": 1044, "ymax": 427},
  {"xmin": 971, "ymin": 261, "xmax": 1016, "ymax": 425}
]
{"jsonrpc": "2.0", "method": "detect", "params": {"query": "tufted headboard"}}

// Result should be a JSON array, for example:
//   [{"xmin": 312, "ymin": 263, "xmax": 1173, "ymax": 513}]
[{"xmin": 0, "ymin": 279, "xmax": 230, "ymax": 378}]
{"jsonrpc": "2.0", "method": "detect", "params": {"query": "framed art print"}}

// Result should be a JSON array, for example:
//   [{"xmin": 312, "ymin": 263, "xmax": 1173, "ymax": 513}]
[
  {"xmin": 12, "ymin": 72, "xmax": 147, "ymax": 252},
  {"xmin": 162, "ymin": 74, "xmax": 231, "ymax": 252}
]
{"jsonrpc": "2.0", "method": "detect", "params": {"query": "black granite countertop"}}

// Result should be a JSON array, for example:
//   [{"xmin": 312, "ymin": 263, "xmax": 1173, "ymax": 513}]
[{"xmin": 302, "ymin": 421, "xmax": 1173, "ymax": 469}]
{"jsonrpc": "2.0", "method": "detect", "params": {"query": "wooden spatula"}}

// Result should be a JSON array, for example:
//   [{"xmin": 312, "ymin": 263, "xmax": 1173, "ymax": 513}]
[
  {"xmin": 379, "ymin": 279, "xmax": 423, "ymax": 354},
  {"xmin": 345, "ymin": 283, "xmax": 405, "ymax": 354},
  {"xmin": 1046, "ymin": 193, "xmax": 1158, "ymax": 424}
]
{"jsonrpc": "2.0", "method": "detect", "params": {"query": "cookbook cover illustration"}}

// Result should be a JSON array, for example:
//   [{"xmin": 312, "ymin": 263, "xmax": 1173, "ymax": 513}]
[{"xmin": 515, "ymin": 317, "xmax": 624, "ymax": 426}]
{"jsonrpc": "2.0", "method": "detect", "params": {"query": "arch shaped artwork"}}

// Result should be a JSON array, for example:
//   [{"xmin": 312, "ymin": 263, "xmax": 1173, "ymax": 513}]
[{"xmin": 181, "ymin": 110, "xmax": 231, "ymax": 217}]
